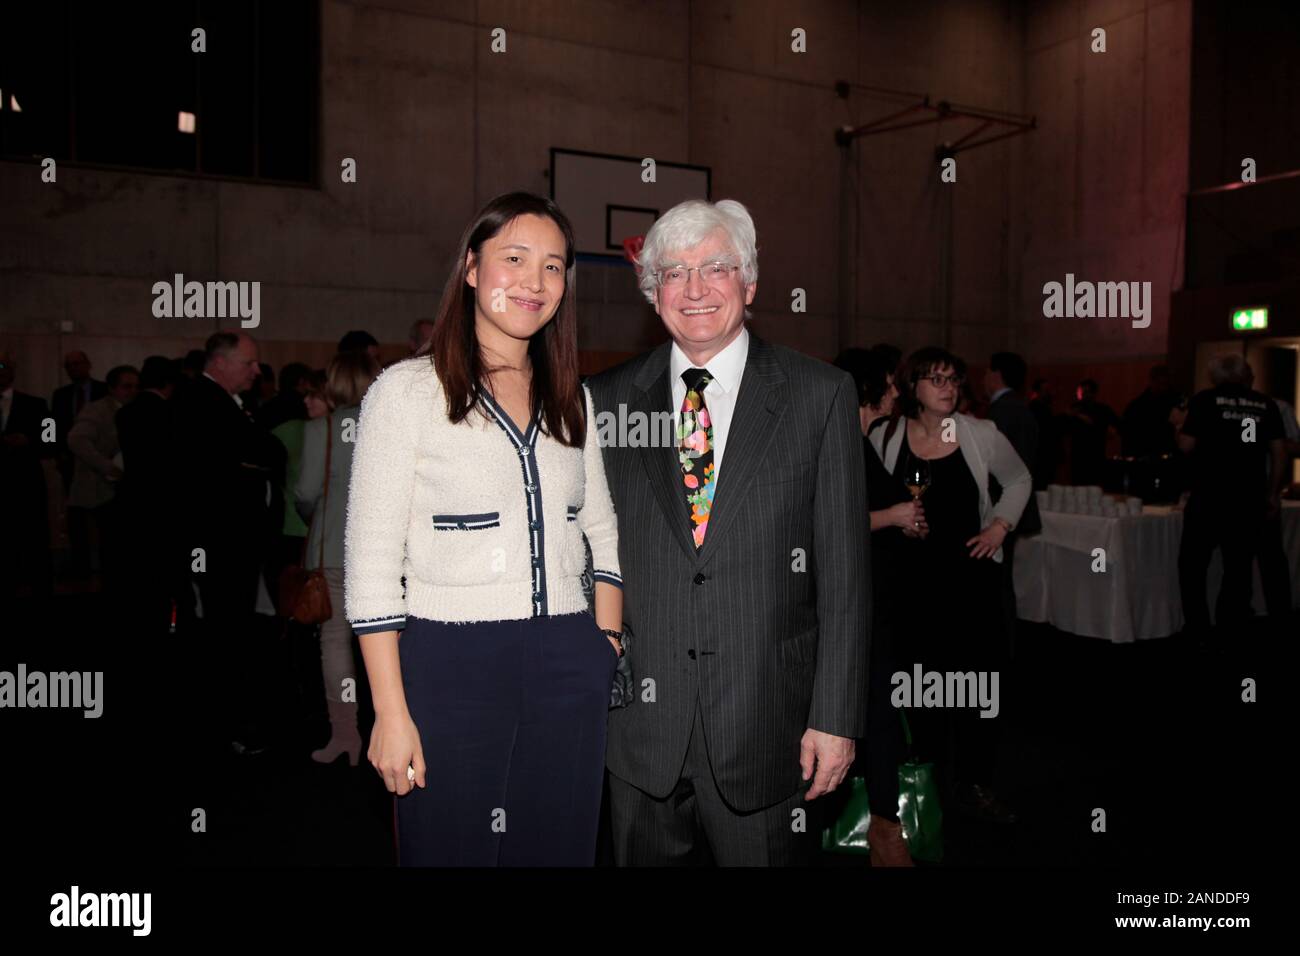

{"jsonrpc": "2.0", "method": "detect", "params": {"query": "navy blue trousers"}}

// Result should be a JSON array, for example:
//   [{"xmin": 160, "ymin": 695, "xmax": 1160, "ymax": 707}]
[{"xmin": 395, "ymin": 611, "xmax": 617, "ymax": 866}]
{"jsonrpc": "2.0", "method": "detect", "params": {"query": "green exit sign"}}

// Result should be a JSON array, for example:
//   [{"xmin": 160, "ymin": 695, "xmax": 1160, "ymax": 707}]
[{"xmin": 1232, "ymin": 306, "xmax": 1268, "ymax": 330}]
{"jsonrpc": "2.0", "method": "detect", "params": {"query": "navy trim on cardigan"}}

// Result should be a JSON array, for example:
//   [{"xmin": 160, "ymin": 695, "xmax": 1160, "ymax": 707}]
[
  {"xmin": 350, "ymin": 615, "xmax": 407, "ymax": 635},
  {"xmin": 478, "ymin": 389, "xmax": 548, "ymax": 617},
  {"xmin": 432, "ymin": 511, "xmax": 501, "ymax": 530}
]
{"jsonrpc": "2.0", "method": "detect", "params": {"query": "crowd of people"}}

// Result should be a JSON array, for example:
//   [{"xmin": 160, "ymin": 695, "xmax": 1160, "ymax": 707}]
[
  {"xmin": 0, "ymin": 321, "xmax": 434, "ymax": 759},
  {"xmin": 0, "ymin": 190, "xmax": 1295, "ymax": 868}
]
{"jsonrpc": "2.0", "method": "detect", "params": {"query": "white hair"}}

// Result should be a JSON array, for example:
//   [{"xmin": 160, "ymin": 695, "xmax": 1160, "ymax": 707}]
[{"xmin": 636, "ymin": 199, "xmax": 758, "ymax": 304}]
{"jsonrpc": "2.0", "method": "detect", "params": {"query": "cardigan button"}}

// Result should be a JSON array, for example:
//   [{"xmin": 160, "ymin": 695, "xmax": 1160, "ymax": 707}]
[
  {"xmin": 519, "ymin": 446, "xmax": 531, "ymax": 457},
  {"xmin": 525, "ymin": 484, "xmax": 537, "ymax": 493},
  {"xmin": 529, "ymin": 519, "xmax": 539, "ymax": 530}
]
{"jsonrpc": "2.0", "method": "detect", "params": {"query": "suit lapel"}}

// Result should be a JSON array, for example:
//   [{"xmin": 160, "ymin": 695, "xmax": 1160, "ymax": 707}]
[
  {"xmin": 632, "ymin": 343, "xmax": 697, "ymax": 562},
  {"xmin": 696, "ymin": 334, "xmax": 786, "ymax": 566}
]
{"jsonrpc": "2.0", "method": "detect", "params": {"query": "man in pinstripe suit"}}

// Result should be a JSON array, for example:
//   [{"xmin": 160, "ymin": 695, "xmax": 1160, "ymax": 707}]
[{"xmin": 588, "ymin": 199, "xmax": 870, "ymax": 865}]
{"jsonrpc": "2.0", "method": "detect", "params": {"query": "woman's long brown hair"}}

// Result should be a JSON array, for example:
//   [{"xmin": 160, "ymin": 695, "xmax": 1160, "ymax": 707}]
[{"xmin": 422, "ymin": 192, "xmax": 584, "ymax": 447}]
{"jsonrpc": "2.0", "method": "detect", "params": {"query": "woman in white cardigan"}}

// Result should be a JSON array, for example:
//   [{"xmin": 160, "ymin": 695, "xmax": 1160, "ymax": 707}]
[
  {"xmin": 871, "ymin": 346, "xmax": 1030, "ymax": 826},
  {"xmin": 345, "ymin": 193, "xmax": 624, "ymax": 866}
]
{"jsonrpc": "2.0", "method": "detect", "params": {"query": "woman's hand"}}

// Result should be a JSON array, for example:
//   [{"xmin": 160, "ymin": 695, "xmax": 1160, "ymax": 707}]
[
  {"xmin": 888, "ymin": 499, "xmax": 927, "ymax": 536},
  {"xmin": 966, "ymin": 521, "xmax": 1008, "ymax": 559},
  {"xmin": 369, "ymin": 710, "xmax": 426, "ymax": 796}
]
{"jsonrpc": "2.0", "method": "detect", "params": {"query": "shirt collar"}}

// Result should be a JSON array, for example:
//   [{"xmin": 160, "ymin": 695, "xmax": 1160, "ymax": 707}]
[
  {"xmin": 203, "ymin": 371, "xmax": 243, "ymax": 408},
  {"xmin": 669, "ymin": 325, "xmax": 750, "ymax": 395},
  {"xmin": 990, "ymin": 386, "xmax": 1012, "ymax": 404}
]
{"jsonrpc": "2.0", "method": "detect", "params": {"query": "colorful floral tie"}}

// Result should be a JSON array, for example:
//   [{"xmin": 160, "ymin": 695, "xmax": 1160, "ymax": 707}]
[{"xmin": 679, "ymin": 367, "xmax": 715, "ymax": 548}]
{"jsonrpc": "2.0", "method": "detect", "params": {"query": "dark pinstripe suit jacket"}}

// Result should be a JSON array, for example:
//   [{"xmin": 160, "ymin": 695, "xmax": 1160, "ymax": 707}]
[{"xmin": 588, "ymin": 333, "xmax": 871, "ymax": 812}]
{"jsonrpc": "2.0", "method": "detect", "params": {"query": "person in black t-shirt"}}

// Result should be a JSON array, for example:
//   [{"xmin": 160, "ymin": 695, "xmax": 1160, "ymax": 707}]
[{"xmin": 1174, "ymin": 353, "xmax": 1286, "ymax": 643}]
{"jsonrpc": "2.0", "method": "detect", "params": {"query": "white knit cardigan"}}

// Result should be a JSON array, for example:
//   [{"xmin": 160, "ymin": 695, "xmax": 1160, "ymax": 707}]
[
  {"xmin": 343, "ymin": 357, "xmax": 621, "ymax": 632},
  {"xmin": 871, "ymin": 411, "xmax": 1032, "ymax": 563}
]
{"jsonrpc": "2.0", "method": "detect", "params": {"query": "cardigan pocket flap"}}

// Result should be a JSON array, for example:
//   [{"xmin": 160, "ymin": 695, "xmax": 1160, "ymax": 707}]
[{"xmin": 431, "ymin": 511, "xmax": 500, "ymax": 531}]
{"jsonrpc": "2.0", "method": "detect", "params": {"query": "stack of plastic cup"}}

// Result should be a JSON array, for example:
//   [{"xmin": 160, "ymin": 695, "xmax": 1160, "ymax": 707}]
[{"xmin": 1047, "ymin": 484, "xmax": 1064, "ymax": 511}]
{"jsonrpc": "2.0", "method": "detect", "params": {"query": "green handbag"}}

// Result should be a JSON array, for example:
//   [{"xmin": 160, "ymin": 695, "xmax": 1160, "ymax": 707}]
[{"xmin": 821, "ymin": 711, "xmax": 944, "ymax": 863}]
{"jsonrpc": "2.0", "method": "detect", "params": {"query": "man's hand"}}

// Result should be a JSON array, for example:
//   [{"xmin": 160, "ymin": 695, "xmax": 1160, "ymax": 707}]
[{"xmin": 799, "ymin": 728, "xmax": 854, "ymax": 800}]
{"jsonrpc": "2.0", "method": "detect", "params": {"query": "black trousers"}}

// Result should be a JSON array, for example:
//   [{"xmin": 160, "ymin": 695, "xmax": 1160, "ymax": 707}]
[
  {"xmin": 113, "ymin": 502, "xmax": 177, "ymax": 635},
  {"xmin": 395, "ymin": 612, "xmax": 616, "ymax": 866},
  {"xmin": 862, "ymin": 574, "xmax": 902, "ymax": 821},
  {"xmin": 1257, "ymin": 513, "xmax": 1293, "ymax": 620},
  {"xmin": 1178, "ymin": 497, "xmax": 1264, "ymax": 637},
  {"xmin": 192, "ymin": 545, "xmax": 264, "ymax": 740},
  {"xmin": 608, "ymin": 696, "xmax": 819, "ymax": 866},
  {"xmin": 0, "ymin": 473, "xmax": 52, "ymax": 599}
]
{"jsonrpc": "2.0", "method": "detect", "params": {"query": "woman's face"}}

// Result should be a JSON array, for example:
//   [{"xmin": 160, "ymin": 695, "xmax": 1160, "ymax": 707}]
[
  {"xmin": 305, "ymin": 392, "xmax": 329, "ymax": 419},
  {"xmin": 915, "ymin": 363, "xmax": 961, "ymax": 416},
  {"xmin": 466, "ymin": 214, "xmax": 568, "ymax": 352},
  {"xmin": 879, "ymin": 374, "xmax": 898, "ymax": 417}
]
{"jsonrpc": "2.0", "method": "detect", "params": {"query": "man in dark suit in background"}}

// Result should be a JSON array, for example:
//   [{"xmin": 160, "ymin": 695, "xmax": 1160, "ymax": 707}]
[
  {"xmin": 116, "ymin": 355, "xmax": 184, "ymax": 633},
  {"xmin": 1121, "ymin": 365, "xmax": 1180, "ymax": 459},
  {"xmin": 51, "ymin": 350, "xmax": 109, "ymax": 458},
  {"xmin": 1, "ymin": 348, "xmax": 55, "ymax": 598},
  {"xmin": 1068, "ymin": 379, "xmax": 1121, "ymax": 486},
  {"xmin": 51, "ymin": 350, "xmax": 109, "ymax": 577},
  {"xmin": 985, "ymin": 352, "xmax": 1040, "ymax": 657},
  {"xmin": 986, "ymin": 353, "xmax": 1040, "ymax": 534},
  {"xmin": 172, "ymin": 331, "xmax": 286, "ymax": 755},
  {"xmin": 253, "ymin": 361, "xmax": 311, "ymax": 432},
  {"xmin": 589, "ymin": 199, "xmax": 870, "ymax": 865}
]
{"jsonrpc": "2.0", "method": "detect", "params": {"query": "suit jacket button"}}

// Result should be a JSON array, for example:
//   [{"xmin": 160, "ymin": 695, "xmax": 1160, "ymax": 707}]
[
  {"xmin": 687, "ymin": 649, "xmax": 696, "ymax": 659},
  {"xmin": 693, "ymin": 573, "xmax": 706, "ymax": 585}
]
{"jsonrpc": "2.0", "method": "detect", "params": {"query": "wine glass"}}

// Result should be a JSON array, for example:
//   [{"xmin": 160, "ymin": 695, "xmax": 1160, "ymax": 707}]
[{"xmin": 903, "ymin": 456, "xmax": 931, "ymax": 501}]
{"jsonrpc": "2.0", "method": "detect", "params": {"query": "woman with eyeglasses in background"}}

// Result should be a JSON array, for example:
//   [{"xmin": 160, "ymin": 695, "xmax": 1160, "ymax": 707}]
[
  {"xmin": 871, "ymin": 346, "xmax": 1031, "ymax": 827},
  {"xmin": 834, "ymin": 346, "xmax": 927, "ymax": 866}
]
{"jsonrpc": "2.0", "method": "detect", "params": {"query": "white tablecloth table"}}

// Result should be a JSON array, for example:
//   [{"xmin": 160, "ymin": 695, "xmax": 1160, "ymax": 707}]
[{"xmin": 1013, "ymin": 501, "xmax": 1300, "ymax": 642}]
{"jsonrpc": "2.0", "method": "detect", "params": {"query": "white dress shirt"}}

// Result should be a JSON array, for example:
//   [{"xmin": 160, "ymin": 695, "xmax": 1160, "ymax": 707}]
[{"xmin": 669, "ymin": 325, "xmax": 750, "ymax": 489}]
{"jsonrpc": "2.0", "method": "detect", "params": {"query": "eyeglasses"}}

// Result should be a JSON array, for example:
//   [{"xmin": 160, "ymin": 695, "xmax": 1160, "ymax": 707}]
[
  {"xmin": 653, "ymin": 260, "xmax": 740, "ymax": 289},
  {"xmin": 920, "ymin": 373, "xmax": 965, "ymax": 389}
]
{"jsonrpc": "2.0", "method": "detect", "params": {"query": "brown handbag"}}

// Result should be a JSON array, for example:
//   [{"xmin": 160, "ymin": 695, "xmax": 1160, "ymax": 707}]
[{"xmin": 277, "ymin": 418, "xmax": 334, "ymax": 625}]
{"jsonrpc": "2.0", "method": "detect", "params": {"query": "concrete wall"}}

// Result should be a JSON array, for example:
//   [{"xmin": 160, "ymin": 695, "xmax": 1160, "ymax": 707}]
[
  {"xmin": 1, "ymin": 0, "xmax": 1193, "ymax": 405},
  {"xmin": 1018, "ymin": 0, "xmax": 1192, "ymax": 368}
]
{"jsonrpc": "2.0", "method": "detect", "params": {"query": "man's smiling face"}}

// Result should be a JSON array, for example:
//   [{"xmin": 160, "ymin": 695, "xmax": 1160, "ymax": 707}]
[{"xmin": 653, "ymin": 228, "xmax": 755, "ymax": 361}]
